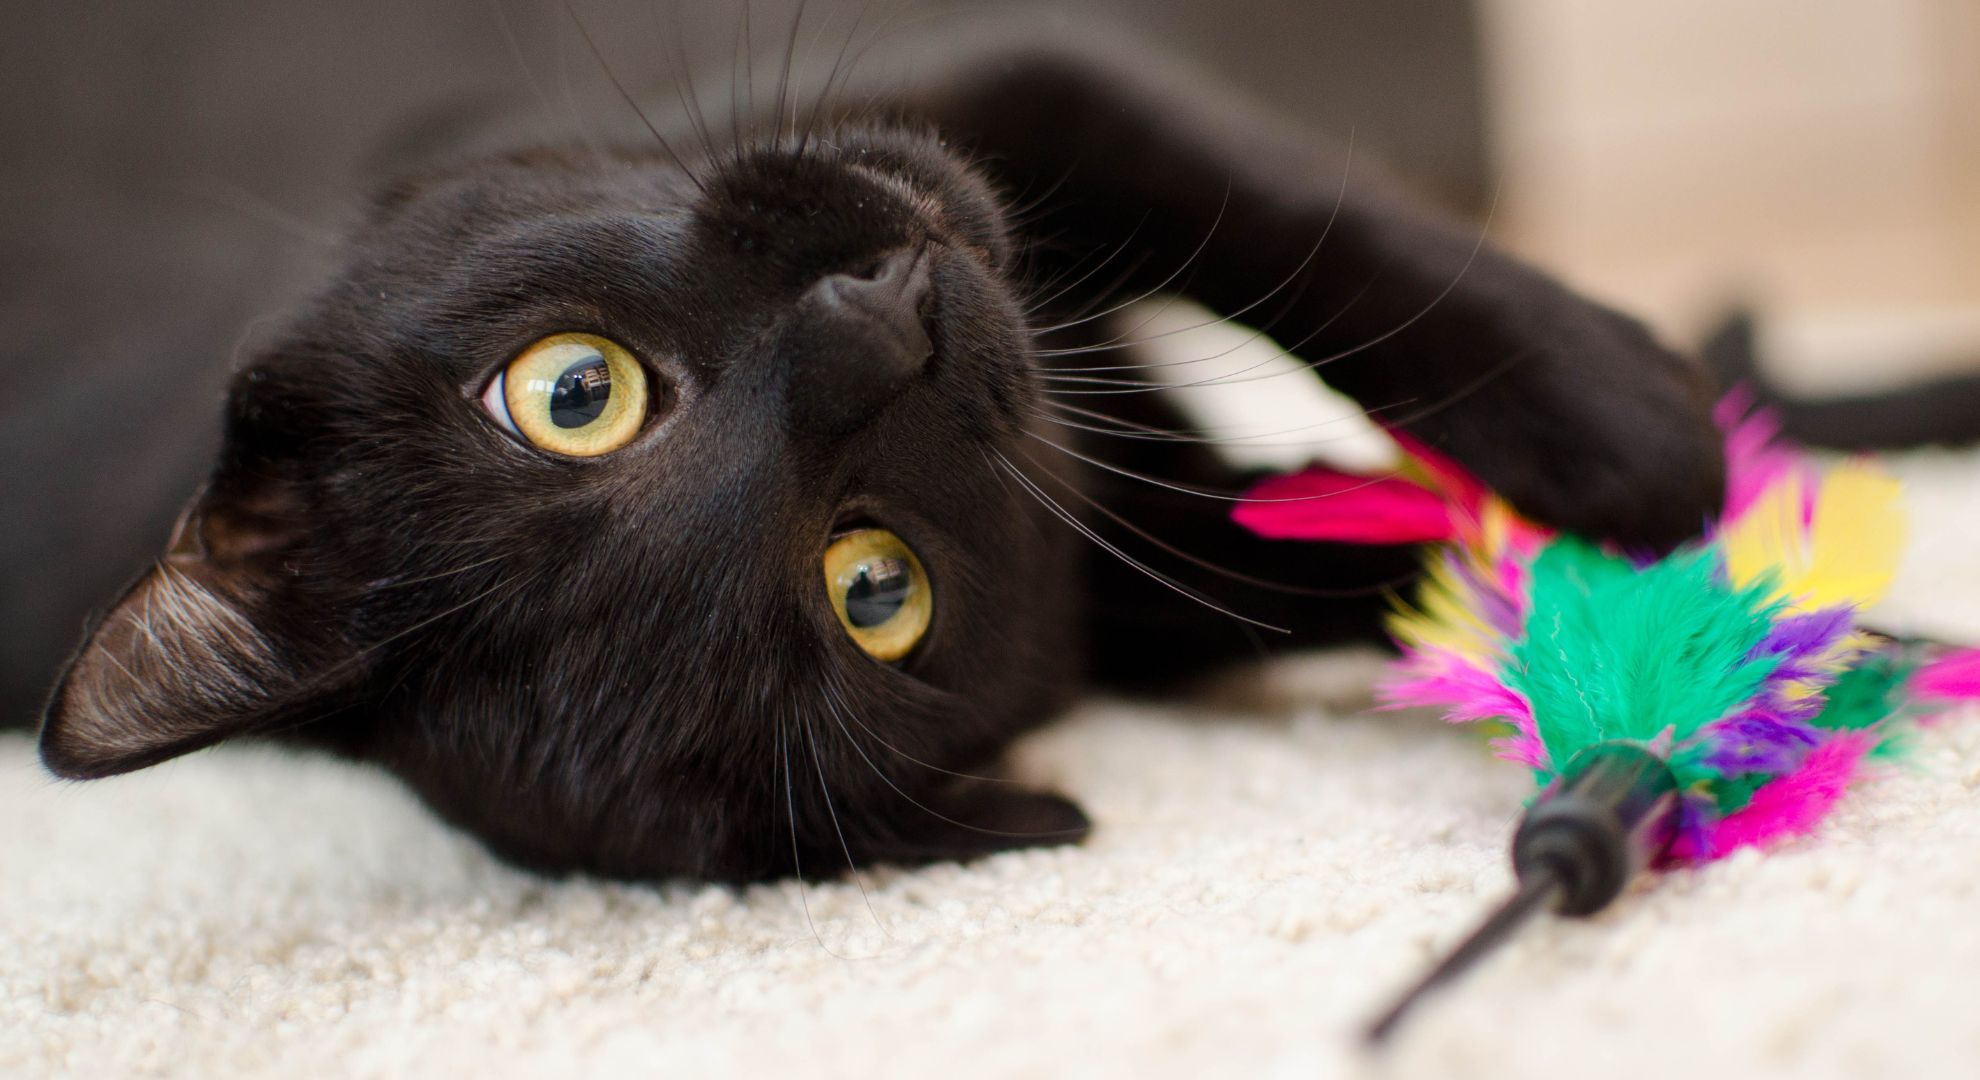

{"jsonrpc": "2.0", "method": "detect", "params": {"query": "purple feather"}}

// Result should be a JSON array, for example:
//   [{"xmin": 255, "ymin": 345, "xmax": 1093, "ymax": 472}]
[
  {"xmin": 1742, "ymin": 606, "xmax": 1861, "ymax": 721},
  {"xmin": 1699, "ymin": 707, "xmax": 1823, "ymax": 775}
]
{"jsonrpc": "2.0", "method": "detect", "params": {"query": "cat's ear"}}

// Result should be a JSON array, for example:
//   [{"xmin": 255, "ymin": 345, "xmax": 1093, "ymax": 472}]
[{"xmin": 40, "ymin": 463, "xmax": 357, "ymax": 779}]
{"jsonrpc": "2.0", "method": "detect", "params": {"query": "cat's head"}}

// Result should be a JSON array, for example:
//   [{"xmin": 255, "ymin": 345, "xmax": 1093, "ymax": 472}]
[{"xmin": 40, "ymin": 127, "xmax": 1090, "ymax": 881}]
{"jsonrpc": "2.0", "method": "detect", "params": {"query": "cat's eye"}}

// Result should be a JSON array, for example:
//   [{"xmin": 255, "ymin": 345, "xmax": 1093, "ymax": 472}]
[
  {"xmin": 482, "ymin": 333, "xmax": 649, "ymax": 456},
  {"xmin": 823, "ymin": 528, "xmax": 933, "ymax": 662}
]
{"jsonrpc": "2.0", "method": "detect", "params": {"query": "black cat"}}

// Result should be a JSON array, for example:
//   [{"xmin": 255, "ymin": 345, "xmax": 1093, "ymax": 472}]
[{"xmin": 21, "ymin": 31, "xmax": 1723, "ymax": 882}]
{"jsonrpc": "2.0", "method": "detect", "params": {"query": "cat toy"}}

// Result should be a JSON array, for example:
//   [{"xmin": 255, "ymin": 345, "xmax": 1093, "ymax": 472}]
[{"xmin": 1231, "ymin": 392, "xmax": 1980, "ymax": 1043}]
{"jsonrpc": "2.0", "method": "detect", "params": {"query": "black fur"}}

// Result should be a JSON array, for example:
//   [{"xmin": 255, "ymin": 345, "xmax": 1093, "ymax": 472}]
[
  {"xmin": 23, "ymin": 29, "xmax": 1725, "ymax": 882},
  {"xmin": 1705, "ymin": 311, "xmax": 1980, "ymax": 450}
]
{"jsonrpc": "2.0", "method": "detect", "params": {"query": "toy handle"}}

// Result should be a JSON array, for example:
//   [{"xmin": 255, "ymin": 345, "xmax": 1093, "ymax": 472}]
[{"xmin": 1516, "ymin": 742, "xmax": 1680, "ymax": 915}]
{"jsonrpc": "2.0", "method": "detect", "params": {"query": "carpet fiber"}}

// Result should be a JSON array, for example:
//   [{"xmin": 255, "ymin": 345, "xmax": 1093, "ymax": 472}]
[{"xmin": 5, "ymin": 451, "xmax": 1979, "ymax": 1079}]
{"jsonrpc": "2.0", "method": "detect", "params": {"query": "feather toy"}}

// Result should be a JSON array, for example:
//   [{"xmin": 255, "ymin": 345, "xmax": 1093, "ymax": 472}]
[{"xmin": 1232, "ymin": 391, "xmax": 1980, "ymax": 1041}]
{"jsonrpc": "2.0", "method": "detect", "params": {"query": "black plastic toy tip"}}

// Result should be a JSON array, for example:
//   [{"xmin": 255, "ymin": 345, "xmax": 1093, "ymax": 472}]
[
  {"xmin": 1365, "ymin": 868, "xmax": 1562, "ymax": 1044},
  {"xmin": 1363, "ymin": 742, "xmax": 1680, "ymax": 1047}
]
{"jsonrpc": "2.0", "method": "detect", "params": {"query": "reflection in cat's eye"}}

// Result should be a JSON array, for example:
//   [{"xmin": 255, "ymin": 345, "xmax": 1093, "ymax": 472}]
[
  {"xmin": 482, "ymin": 333, "xmax": 648, "ymax": 456},
  {"xmin": 823, "ymin": 528, "xmax": 933, "ymax": 662}
]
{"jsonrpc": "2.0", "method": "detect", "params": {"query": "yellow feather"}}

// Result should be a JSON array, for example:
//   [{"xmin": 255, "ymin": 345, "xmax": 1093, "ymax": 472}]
[
  {"xmin": 1389, "ymin": 556, "xmax": 1501, "ymax": 662},
  {"xmin": 1723, "ymin": 462, "xmax": 1906, "ymax": 611}
]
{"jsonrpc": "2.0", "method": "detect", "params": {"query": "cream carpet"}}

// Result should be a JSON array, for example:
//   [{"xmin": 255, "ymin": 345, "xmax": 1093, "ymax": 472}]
[{"xmin": 4, "ymin": 450, "xmax": 1979, "ymax": 1079}]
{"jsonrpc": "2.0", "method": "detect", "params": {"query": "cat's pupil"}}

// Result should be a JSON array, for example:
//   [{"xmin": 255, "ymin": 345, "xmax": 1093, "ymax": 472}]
[
  {"xmin": 548, "ymin": 355, "xmax": 611, "ymax": 428},
  {"xmin": 844, "ymin": 558, "xmax": 912, "ymax": 628}
]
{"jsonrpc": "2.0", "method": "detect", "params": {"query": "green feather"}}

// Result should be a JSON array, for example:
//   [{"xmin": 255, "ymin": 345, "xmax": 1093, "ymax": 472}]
[
  {"xmin": 1810, "ymin": 648, "xmax": 1912, "ymax": 733},
  {"xmin": 1707, "ymin": 772, "xmax": 1767, "ymax": 814},
  {"xmin": 1505, "ymin": 539, "xmax": 1788, "ymax": 781}
]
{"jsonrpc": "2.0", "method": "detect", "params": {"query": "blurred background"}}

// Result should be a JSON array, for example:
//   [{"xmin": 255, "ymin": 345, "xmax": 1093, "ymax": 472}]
[
  {"xmin": 10, "ymin": 1, "xmax": 1975, "ymax": 362},
  {"xmin": 3, "ymin": 0, "xmax": 1977, "ymax": 716},
  {"xmin": 1483, "ymin": 0, "xmax": 1980, "ymax": 391}
]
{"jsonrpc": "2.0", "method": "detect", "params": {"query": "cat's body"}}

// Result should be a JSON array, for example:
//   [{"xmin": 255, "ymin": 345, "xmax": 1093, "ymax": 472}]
[{"xmin": 10, "ymin": 22, "xmax": 1726, "ymax": 881}]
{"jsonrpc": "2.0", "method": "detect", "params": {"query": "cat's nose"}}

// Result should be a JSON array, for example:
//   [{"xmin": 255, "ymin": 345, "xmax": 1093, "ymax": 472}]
[{"xmin": 783, "ymin": 246, "xmax": 935, "ymax": 437}]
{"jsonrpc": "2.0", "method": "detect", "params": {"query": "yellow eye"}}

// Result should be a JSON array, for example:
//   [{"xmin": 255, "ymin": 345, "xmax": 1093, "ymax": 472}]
[
  {"xmin": 483, "ymin": 333, "xmax": 649, "ymax": 456},
  {"xmin": 823, "ymin": 528, "xmax": 933, "ymax": 662}
]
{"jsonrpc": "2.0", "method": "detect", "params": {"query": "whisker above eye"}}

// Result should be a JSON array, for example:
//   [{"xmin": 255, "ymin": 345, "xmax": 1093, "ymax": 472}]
[
  {"xmin": 366, "ymin": 551, "xmax": 515, "ymax": 592},
  {"xmin": 650, "ymin": 0, "xmax": 722, "ymax": 165},
  {"xmin": 771, "ymin": 0, "xmax": 808, "ymax": 146},
  {"xmin": 562, "ymin": 1, "xmax": 708, "ymax": 195}
]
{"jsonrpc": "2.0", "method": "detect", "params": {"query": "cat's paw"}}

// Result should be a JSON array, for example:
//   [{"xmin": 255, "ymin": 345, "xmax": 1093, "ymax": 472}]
[{"xmin": 1417, "ymin": 298, "xmax": 1725, "ymax": 552}]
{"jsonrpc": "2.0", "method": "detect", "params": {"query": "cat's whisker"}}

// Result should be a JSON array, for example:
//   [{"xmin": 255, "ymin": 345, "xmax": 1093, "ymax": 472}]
[
  {"xmin": 771, "ymin": 0, "xmax": 810, "ymax": 147},
  {"xmin": 1029, "ymin": 132, "xmax": 1354, "ymax": 365},
  {"xmin": 785, "ymin": 0, "xmax": 849, "ymax": 160},
  {"xmin": 1034, "ymin": 342, "xmax": 1533, "ymax": 458},
  {"xmin": 1032, "ymin": 267, "xmax": 1305, "ymax": 369},
  {"xmin": 832, "ymin": 1, "xmax": 978, "ymax": 92},
  {"xmin": 1021, "ymin": 244, "xmax": 1159, "ymax": 336},
  {"xmin": 235, "ymin": 562, "xmax": 551, "ymax": 750},
  {"xmin": 1034, "ymin": 186, "xmax": 1500, "ymax": 398},
  {"xmin": 1035, "ymin": 265, "xmax": 1383, "ymax": 391},
  {"xmin": 349, "ymin": 564, "xmax": 548, "ymax": 665},
  {"xmin": 987, "ymin": 448, "xmax": 1286, "ymax": 632},
  {"xmin": 650, "ymin": 0, "xmax": 722, "ymax": 165},
  {"xmin": 1037, "ymin": 254, "xmax": 1361, "ymax": 379},
  {"xmin": 740, "ymin": 0, "xmax": 758, "ymax": 146},
  {"xmin": 1017, "ymin": 209, "xmax": 1154, "ymax": 319},
  {"xmin": 563, "ymin": 1, "xmax": 708, "ymax": 195},
  {"xmin": 1023, "ymin": 396, "xmax": 1414, "ymax": 452},
  {"xmin": 797, "ymin": 0, "xmax": 898, "ymax": 158},
  {"xmin": 777, "ymin": 713, "xmax": 849, "ymax": 959},
  {"xmin": 1020, "ymin": 180, "xmax": 1231, "ymax": 338},
  {"xmin": 1016, "ymin": 450, "xmax": 1420, "ymax": 600},
  {"xmin": 821, "ymin": 681, "xmax": 1079, "ymax": 840},
  {"xmin": 1019, "ymin": 430, "xmax": 1404, "ymax": 506},
  {"xmin": 800, "ymin": 696, "xmax": 890, "ymax": 940},
  {"xmin": 366, "ymin": 552, "xmax": 515, "ymax": 592},
  {"xmin": 183, "ymin": 177, "xmax": 340, "ymax": 249},
  {"xmin": 723, "ymin": 3, "xmax": 748, "ymax": 166},
  {"xmin": 998, "ymin": 162, "xmax": 1086, "ymax": 237},
  {"xmin": 821, "ymin": 679, "xmax": 1021, "ymax": 786},
  {"xmin": 485, "ymin": 0, "xmax": 583, "ymax": 151}
]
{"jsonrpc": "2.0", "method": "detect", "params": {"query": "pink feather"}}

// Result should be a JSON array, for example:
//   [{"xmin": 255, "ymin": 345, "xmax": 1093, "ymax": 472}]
[
  {"xmin": 1671, "ymin": 732, "xmax": 1876, "ymax": 861},
  {"xmin": 1910, "ymin": 648, "xmax": 1980, "ymax": 705},
  {"xmin": 1379, "ymin": 655, "xmax": 1549, "ymax": 769},
  {"xmin": 1231, "ymin": 468, "xmax": 1460, "ymax": 544},
  {"xmin": 1715, "ymin": 388, "xmax": 1815, "ymax": 523}
]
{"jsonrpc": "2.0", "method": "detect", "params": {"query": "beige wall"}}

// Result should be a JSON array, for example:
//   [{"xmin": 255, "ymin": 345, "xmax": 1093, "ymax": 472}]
[{"xmin": 1476, "ymin": 0, "xmax": 1980, "ymax": 371}]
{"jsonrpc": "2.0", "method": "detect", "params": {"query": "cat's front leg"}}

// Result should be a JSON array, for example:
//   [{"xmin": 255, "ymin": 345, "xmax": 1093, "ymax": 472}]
[{"xmin": 897, "ymin": 34, "xmax": 1724, "ymax": 550}]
